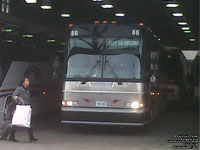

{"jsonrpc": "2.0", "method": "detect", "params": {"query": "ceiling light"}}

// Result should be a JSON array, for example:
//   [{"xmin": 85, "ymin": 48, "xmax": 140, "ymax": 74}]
[
  {"xmin": 172, "ymin": 13, "xmax": 183, "ymax": 17},
  {"xmin": 1, "ymin": 28, "xmax": 13, "ymax": 32},
  {"xmin": 181, "ymin": 27, "xmax": 190, "ymax": 30},
  {"xmin": 158, "ymin": 39, "xmax": 161, "ymax": 41},
  {"xmin": 47, "ymin": 39, "xmax": 56, "ymax": 42},
  {"xmin": 184, "ymin": 30, "xmax": 191, "ymax": 33},
  {"xmin": 189, "ymin": 38, "xmax": 195, "ymax": 42},
  {"xmin": 40, "ymin": 6, "xmax": 52, "ymax": 9},
  {"xmin": 22, "ymin": 34, "xmax": 34, "ymax": 38},
  {"xmin": 166, "ymin": 4, "xmax": 179, "ymax": 8},
  {"xmin": 61, "ymin": 13, "xmax": 70, "ymax": 18},
  {"xmin": 40, "ymin": 0, "xmax": 52, "ymax": 9},
  {"xmin": 25, "ymin": 0, "xmax": 37, "ymax": 3},
  {"xmin": 115, "ymin": 13, "xmax": 125, "ymax": 17},
  {"xmin": 92, "ymin": 0, "xmax": 103, "ymax": 1},
  {"xmin": 3, "ymin": 40, "xmax": 14, "ymax": 43},
  {"xmin": 101, "ymin": 4, "xmax": 113, "ymax": 9},
  {"xmin": 178, "ymin": 22, "xmax": 188, "ymax": 25}
]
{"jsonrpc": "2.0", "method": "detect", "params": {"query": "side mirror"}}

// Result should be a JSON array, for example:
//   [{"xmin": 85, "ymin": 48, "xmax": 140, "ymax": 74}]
[{"xmin": 150, "ymin": 74, "xmax": 156, "ymax": 83}]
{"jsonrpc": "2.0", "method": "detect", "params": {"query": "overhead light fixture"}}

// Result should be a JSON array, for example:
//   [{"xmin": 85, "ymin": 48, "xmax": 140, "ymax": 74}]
[
  {"xmin": 25, "ymin": 0, "xmax": 37, "ymax": 3},
  {"xmin": 92, "ymin": 0, "xmax": 103, "ymax": 1},
  {"xmin": 101, "ymin": 2, "xmax": 113, "ymax": 9},
  {"xmin": 41, "ymin": 5, "xmax": 52, "ymax": 9},
  {"xmin": 40, "ymin": 0, "xmax": 52, "ymax": 9},
  {"xmin": 61, "ymin": 13, "xmax": 71, "ymax": 18},
  {"xmin": 184, "ymin": 30, "xmax": 191, "ymax": 33},
  {"xmin": 22, "ymin": 34, "xmax": 34, "ymax": 38},
  {"xmin": 3, "ymin": 40, "xmax": 14, "ymax": 43},
  {"xmin": 158, "ymin": 38, "xmax": 161, "ymax": 41},
  {"xmin": 172, "ymin": 13, "xmax": 183, "ymax": 17},
  {"xmin": 189, "ymin": 38, "xmax": 195, "ymax": 42},
  {"xmin": 47, "ymin": 39, "xmax": 56, "ymax": 42},
  {"xmin": 166, "ymin": 4, "xmax": 179, "ymax": 8},
  {"xmin": 1, "ymin": 28, "xmax": 13, "ymax": 32},
  {"xmin": 115, "ymin": 12, "xmax": 125, "ymax": 17},
  {"xmin": 178, "ymin": 22, "xmax": 188, "ymax": 25},
  {"xmin": 181, "ymin": 27, "xmax": 190, "ymax": 30}
]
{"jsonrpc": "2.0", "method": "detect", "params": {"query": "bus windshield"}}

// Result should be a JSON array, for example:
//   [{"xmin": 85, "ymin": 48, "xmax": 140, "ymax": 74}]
[{"xmin": 66, "ymin": 25, "xmax": 144, "ymax": 80}]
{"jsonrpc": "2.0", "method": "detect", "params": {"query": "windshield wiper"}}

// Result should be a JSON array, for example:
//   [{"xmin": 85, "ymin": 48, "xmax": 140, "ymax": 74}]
[
  {"xmin": 81, "ymin": 60, "xmax": 100, "ymax": 84},
  {"xmin": 105, "ymin": 60, "xmax": 122, "ymax": 85}
]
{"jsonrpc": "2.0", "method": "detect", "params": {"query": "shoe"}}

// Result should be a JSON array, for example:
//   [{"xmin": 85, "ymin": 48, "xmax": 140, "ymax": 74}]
[
  {"xmin": 9, "ymin": 138, "xmax": 18, "ymax": 142},
  {"xmin": 29, "ymin": 137, "xmax": 38, "ymax": 142}
]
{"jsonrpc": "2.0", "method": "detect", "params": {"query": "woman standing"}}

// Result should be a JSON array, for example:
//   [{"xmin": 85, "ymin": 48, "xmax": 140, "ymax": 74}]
[{"xmin": 9, "ymin": 77, "xmax": 38, "ymax": 142}]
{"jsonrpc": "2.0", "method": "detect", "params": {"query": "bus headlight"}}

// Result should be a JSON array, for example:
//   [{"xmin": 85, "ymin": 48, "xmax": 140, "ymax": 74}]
[
  {"xmin": 62, "ymin": 100, "xmax": 78, "ymax": 106},
  {"xmin": 131, "ymin": 101, "xmax": 140, "ymax": 109},
  {"xmin": 125, "ymin": 101, "xmax": 144, "ymax": 109}
]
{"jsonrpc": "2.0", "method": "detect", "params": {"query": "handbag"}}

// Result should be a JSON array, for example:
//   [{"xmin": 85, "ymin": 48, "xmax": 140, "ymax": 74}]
[{"xmin": 11, "ymin": 105, "xmax": 32, "ymax": 128}]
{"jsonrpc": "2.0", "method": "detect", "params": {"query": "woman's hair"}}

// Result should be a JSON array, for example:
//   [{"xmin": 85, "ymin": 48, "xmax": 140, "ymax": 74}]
[{"xmin": 19, "ymin": 77, "xmax": 29, "ymax": 86}]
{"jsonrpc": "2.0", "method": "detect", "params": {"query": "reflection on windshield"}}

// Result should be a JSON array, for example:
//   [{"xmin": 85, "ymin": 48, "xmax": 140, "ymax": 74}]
[
  {"xmin": 67, "ymin": 54, "xmax": 101, "ymax": 78},
  {"xmin": 104, "ymin": 54, "xmax": 140, "ymax": 79},
  {"xmin": 66, "ymin": 37, "xmax": 143, "ymax": 80}
]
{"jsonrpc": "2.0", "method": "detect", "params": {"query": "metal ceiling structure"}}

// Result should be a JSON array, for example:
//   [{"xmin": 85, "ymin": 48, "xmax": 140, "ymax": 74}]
[{"xmin": 0, "ymin": 0, "xmax": 199, "ymax": 50}]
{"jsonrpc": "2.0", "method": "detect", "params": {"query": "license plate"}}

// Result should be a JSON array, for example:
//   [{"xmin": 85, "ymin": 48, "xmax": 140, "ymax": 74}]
[{"xmin": 96, "ymin": 101, "xmax": 107, "ymax": 107}]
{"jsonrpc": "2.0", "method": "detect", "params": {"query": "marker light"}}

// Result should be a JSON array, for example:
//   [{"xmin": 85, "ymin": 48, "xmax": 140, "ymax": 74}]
[
  {"xmin": 115, "ymin": 13, "xmax": 125, "ymax": 17},
  {"xmin": 103, "ymin": 21, "xmax": 108, "ymax": 24},
  {"xmin": 111, "ymin": 21, "xmax": 117, "ymax": 24},
  {"xmin": 69, "ymin": 24, "xmax": 74, "ymax": 27},
  {"xmin": 178, "ymin": 22, "xmax": 188, "ymax": 25},
  {"xmin": 166, "ymin": 4, "xmax": 179, "ymax": 8},
  {"xmin": 139, "ymin": 22, "xmax": 144, "ymax": 26},
  {"xmin": 94, "ymin": 21, "xmax": 100, "ymax": 24},
  {"xmin": 181, "ymin": 27, "xmax": 190, "ymax": 30},
  {"xmin": 25, "ymin": 0, "xmax": 37, "ymax": 3},
  {"xmin": 42, "ymin": 91, "xmax": 46, "ymax": 95},
  {"xmin": 172, "ymin": 13, "xmax": 183, "ymax": 17},
  {"xmin": 101, "ymin": 4, "xmax": 113, "ymax": 9}
]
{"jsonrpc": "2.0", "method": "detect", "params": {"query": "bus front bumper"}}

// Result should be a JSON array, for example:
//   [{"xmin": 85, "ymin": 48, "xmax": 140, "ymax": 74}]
[{"xmin": 61, "ymin": 107, "xmax": 150, "ymax": 126}]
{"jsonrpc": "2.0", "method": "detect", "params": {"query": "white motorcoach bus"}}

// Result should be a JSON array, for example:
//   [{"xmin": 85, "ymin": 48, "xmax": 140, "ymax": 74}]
[
  {"xmin": 0, "ymin": 44, "xmax": 63, "ymax": 123},
  {"xmin": 61, "ymin": 23, "xmax": 167, "ymax": 126}
]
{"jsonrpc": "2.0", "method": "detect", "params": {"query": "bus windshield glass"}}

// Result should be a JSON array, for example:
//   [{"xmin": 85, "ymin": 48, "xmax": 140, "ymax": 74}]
[{"xmin": 66, "ymin": 25, "xmax": 144, "ymax": 80}]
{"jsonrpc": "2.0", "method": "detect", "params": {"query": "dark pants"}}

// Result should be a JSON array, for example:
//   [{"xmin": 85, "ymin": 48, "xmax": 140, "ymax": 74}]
[{"xmin": 9, "ymin": 125, "xmax": 35, "ymax": 140}]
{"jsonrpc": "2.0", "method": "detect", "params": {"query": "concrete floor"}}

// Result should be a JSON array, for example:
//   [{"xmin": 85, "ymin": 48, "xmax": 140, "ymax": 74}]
[{"xmin": 0, "ymin": 104, "xmax": 199, "ymax": 150}]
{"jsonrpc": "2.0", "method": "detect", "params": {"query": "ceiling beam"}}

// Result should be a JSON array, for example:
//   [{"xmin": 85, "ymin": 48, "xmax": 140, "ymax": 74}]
[{"xmin": 0, "ymin": 13, "xmax": 64, "ymax": 40}]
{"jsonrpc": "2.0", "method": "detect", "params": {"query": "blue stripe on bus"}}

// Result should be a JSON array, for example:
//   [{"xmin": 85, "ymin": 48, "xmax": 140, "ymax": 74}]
[{"xmin": 0, "ymin": 93, "xmax": 13, "ymax": 98}]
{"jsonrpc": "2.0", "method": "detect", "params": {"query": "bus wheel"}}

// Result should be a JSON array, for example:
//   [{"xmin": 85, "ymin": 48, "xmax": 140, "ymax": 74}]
[{"xmin": 3, "ymin": 96, "xmax": 15, "ymax": 120}]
